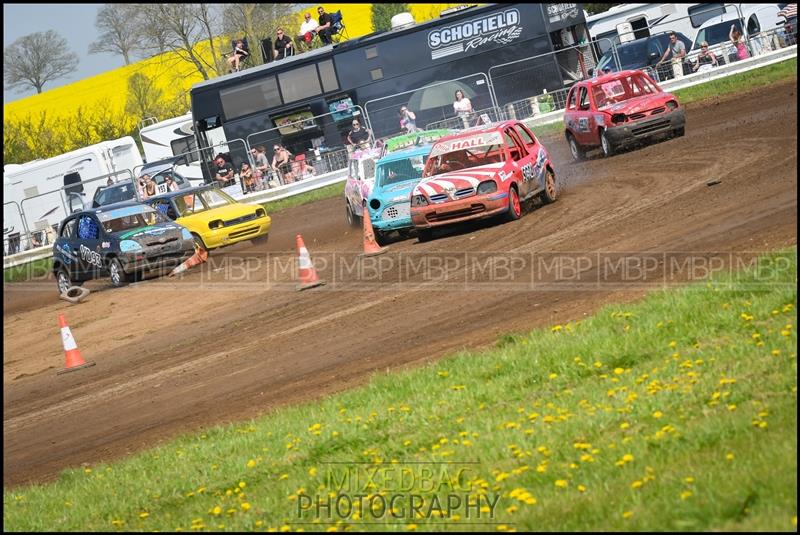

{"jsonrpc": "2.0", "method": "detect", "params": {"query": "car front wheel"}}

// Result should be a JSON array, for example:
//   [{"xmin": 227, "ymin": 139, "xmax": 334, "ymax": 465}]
[
  {"xmin": 600, "ymin": 130, "xmax": 616, "ymax": 158},
  {"xmin": 674, "ymin": 126, "xmax": 685, "ymax": 137},
  {"xmin": 504, "ymin": 186, "xmax": 522, "ymax": 222},
  {"xmin": 108, "ymin": 257, "xmax": 128, "ymax": 287}
]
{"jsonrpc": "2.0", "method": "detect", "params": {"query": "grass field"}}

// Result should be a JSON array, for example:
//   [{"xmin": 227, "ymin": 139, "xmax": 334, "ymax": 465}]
[{"xmin": 4, "ymin": 250, "xmax": 796, "ymax": 531}]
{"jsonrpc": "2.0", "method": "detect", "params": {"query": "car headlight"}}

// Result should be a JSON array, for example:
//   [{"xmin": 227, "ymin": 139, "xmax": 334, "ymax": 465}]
[
  {"xmin": 477, "ymin": 180, "xmax": 497, "ymax": 195},
  {"xmin": 411, "ymin": 195, "xmax": 428, "ymax": 207},
  {"xmin": 120, "ymin": 239, "xmax": 142, "ymax": 252},
  {"xmin": 665, "ymin": 100, "xmax": 678, "ymax": 110},
  {"xmin": 369, "ymin": 198, "xmax": 381, "ymax": 210},
  {"xmin": 255, "ymin": 208, "xmax": 266, "ymax": 218},
  {"xmin": 181, "ymin": 228, "xmax": 192, "ymax": 240},
  {"xmin": 611, "ymin": 113, "xmax": 626, "ymax": 124},
  {"xmin": 209, "ymin": 219, "xmax": 223, "ymax": 230}
]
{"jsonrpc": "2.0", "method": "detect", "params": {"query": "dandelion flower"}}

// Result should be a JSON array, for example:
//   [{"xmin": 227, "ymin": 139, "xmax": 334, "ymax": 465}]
[
  {"xmin": 577, "ymin": 484, "xmax": 587, "ymax": 492},
  {"xmin": 622, "ymin": 511, "xmax": 634, "ymax": 519},
  {"xmin": 680, "ymin": 490, "xmax": 693, "ymax": 500},
  {"xmin": 139, "ymin": 512, "xmax": 149, "ymax": 519},
  {"xmin": 726, "ymin": 452, "xmax": 734, "ymax": 461}
]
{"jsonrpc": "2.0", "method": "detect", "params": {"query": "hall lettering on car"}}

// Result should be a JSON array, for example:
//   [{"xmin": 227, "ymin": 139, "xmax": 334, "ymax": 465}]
[{"xmin": 79, "ymin": 244, "xmax": 103, "ymax": 267}]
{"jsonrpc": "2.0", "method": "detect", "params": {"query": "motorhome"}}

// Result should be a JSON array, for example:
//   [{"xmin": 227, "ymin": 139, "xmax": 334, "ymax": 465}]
[
  {"xmin": 138, "ymin": 113, "xmax": 204, "ymax": 180},
  {"xmin": 3, "ymin": 136, "xmax": 143, "ymax": 254},
  {"xmin": 586, "ymin": 3, "xmax": 736, "ymax": 56}
]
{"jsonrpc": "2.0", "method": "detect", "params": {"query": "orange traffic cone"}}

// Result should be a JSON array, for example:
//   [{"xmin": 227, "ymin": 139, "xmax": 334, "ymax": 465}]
[
  {"xmin": 296, "ymin": 234, "xmax": 324, "ymax": 291},
  {"xmin": 361, "ymin": 211, "xmax": 387, "ymax": 257},
  {"xmin": 57, "ymin": 313, "xmax": 95, "ymax": 375},
  {"xmin": 169, "ymin": 244, "xmax": 209, "ymax": 277}
]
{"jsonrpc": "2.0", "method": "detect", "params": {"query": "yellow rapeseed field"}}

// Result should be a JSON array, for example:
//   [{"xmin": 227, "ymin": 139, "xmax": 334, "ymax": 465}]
[{"xmin": 3, "ymin": 4, "xmax": 464, "ymax": 124}]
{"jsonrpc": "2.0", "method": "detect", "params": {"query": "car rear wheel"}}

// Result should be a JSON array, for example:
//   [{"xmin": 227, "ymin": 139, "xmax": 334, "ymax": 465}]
[
  {"xmin": 56, "ymin": 267, "xmax": 72, "ymax": 295},
  {"xmin": 504, "ymin": 186, "xmax": 522, "ymax": 222},
  {"xmin": 108, "ymin": 257, "xmax": 128, "ymax": 287},
  {"xmin": 345, "ymin": 202, "xmax": 360, "ymax": 228},
  {"xmin": 568, "ymin": 134, "xmax": 585, "ymax": 162},
  {"xmin": 541, "ymin": 169, "xmax": 558, "ymax": 204},
  {"xmin": 600, "ymin": 130, "xmax": 616, "ymax": 158}
]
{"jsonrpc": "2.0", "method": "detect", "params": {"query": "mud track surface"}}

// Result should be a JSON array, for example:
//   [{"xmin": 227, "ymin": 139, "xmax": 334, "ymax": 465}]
[{"xmin": 4, "ymin": 79, "xmax": 797, "ymax": 488}]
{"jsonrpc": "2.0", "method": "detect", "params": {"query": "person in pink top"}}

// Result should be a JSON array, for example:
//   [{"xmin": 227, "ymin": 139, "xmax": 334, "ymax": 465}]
[{"xmin": 730, "ymin": 25, "xmax": 750, "ymax": 60}]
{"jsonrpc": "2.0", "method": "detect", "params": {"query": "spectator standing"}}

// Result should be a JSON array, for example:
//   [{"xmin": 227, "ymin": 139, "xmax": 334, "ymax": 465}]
[
  {"xmin": 347, "ymin": 119, "xmax": 371, "ymax": 147},
  {"xmin": 317, "ymin": 6, "xmax": 334, "ymax": 45},
  {"xmin": 251, "ymin": 146, "xmax": 271, "ymax": 189},
  {"xmin": 730, "ymin": 25, "xmax": 750, "ymax": 60},
  {"xmin": 214, "ymin": 156, "xmax": 235, "ymax": 187},
  {"xmin": 274, "ymin": 29, "xmax": 294, "ymax": 60},
  {"xmin": 453, "ymin": 89, "xmax": 473, "ymax": 118},
  {"xmin": 656, "ymin": 31, "xmax": 688, "ymax": 76},
  {"xmin": 298, "ymin": 12, "xmax": 319, "ymax": 50},
  {"xmin": 272, "ymin": 144, "xmax": 294, "ymax": 184},
  {"xmin": 399, "ymin": 106, "xmax": 419, "ymax": 133},
  {"xmin": 227, "ymin": 39, "xmax": 249, "ymax": 72}
]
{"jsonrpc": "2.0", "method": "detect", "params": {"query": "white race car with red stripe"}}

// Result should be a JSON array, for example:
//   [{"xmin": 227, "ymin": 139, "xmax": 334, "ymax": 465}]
[{"xmin": 410, "ymin": 120, "xmax": 558, "ymax": 241}]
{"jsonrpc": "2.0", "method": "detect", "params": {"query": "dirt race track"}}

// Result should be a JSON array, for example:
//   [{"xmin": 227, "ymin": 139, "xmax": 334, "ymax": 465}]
[{"xmin": 4, "ymin": 79, "xmax": 797, "ymax": 488}]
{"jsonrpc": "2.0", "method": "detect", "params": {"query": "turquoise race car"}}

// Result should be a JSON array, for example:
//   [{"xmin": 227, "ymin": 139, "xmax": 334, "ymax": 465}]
[{"xmin": 364, "ymin": 130, "xmax": 450, "ymax": 244}]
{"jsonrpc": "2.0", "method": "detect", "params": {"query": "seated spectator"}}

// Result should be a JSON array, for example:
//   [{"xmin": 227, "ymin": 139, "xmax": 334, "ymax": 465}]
[
  {"xmin": 240, "ymin": 162, "xmax": 256, "ymax": 193},
  {"xmin": 347, "ymin": 119, "xmax": 371, "ymax": 147},
  {"xmin": 214, "ymin": 156, "xmax": 235, "ymax": 187},
  {"xmin": 273, "ymin": 28, "xmax": 294, "ymax": 60},
  {"xmin": 291, "ymin": 155, "xmax": 316, "ymax": 181},
  {"xmin": 106, "ymin": 177, "xmax": 114, "ymax": 186},
  {"xmin": 226, "ymin": 39, "xmax": 249, "ymax": 72},
  {"xmin": 143, "ymin": 175, "xmax": 157, "ymax": 199},
  {"xmin": 272, "ymin": 144, "xmax": 294, "ymax": 184},
  {"xmin": 297, "ymin": 12, "xmax": 319, "ymax": 50},
  {"xmin": 317, "ymin": 6, "xmax": 333, "ymax": 45},
  {"xmin": 693, "ymin": 41, "xmax": 718, "ymax": 72},
  {"xmin": 164, "ymin": 174, "xmax": 180, "ymax": 192}
]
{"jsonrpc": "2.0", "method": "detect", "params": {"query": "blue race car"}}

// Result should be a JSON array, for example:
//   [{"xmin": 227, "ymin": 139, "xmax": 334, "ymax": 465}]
[{"xmin": 365, "ymin": 144, "xmax": 435, "ymax": 244}]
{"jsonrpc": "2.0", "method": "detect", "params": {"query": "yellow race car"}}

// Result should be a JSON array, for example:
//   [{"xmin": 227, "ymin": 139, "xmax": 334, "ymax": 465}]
[{"xmin": 147, "ymin": 186, "xmax": 271, "ymax": 250}]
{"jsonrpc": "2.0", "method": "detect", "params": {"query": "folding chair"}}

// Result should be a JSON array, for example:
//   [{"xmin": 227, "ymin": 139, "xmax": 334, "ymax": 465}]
[
  {"xmin": 330, "ymin": 10, "xmax": 349, "ymax": 42},
  {"xmin": 227, "ymin": 38, "xmax": 252, "ymax": 72}
]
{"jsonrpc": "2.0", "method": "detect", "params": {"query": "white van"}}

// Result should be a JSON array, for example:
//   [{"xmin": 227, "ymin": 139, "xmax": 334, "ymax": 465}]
[
  {"xmin": 3, "ymin": 137, "xmax": 143, "ymax": 254},
  {"xmin": 688, "ymin": 4, "xmax": 783, "ymax": 64},
  {"xmin": 138, "ymin": 113, "xmax": 204, "ymax": 181}
]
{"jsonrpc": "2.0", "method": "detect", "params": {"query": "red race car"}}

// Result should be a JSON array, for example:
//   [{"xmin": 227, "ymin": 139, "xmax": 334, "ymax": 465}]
[
  {"xmin": 563, "ymin": 69, "xmax": 685, "ymax": 161},
  {"xmin": 410, "ymin": 120, "xmax": 557, "ymax": 241}
]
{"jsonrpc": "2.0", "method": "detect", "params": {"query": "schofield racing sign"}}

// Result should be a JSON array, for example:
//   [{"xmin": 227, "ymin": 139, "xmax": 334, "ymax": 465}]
[{"xmin": 427, "ymin": 8, "xmax": 522, "ymax": 60}]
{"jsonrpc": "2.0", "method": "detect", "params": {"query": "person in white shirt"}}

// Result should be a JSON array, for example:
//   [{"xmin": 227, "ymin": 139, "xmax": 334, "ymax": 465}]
[
  {"xmin": 453, "ymin": 89, "xmax": 473, "ymax": 117},
  {"xmin": 297, "ymin": 12, "xmax": 320, "ymax": 50}
]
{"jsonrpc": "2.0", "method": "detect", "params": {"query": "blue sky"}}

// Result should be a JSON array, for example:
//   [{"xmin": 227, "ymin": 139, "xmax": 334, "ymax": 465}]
[{"xmin": 3, "ymin": 4, "xmax": 120, "ymax": 103}]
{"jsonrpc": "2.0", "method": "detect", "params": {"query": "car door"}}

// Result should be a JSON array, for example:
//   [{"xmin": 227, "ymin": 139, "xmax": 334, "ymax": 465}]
[
  {"xmin": 573, "ymin": 86, "xmax": 595, "ymax": 146},
  {"xmin": 513, "ymin": 124, "xmax": 546, "ymax": 197},
  {"xmin": 75, "ymin": 213, "xmax": 104, "ymax": 278},
  {"xmin": 503, "ymin": 127, "xmax": 532, "ymax": 197},
  {"xmin": 56, "ymin": 216, "xmax": 80, "ymax": 279}
]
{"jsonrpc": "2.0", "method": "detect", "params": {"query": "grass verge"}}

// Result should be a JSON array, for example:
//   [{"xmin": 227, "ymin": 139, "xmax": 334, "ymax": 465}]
[
  {"xmin": 260, "ymin": 182, "xmax": 345, "ymax": 214},
  {"xmin": 4, "ymin": 249, "xmax": 796, "ymax": 531},
  {"xmin": 3, "ymin": 257, "xmax": 52, "ymax": 283}
]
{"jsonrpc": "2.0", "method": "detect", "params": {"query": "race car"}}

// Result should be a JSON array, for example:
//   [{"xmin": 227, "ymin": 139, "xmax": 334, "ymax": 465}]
[
  {"xmin": 365, "ymin": 143, "xmax": 434, "ymax": 244},
  {"xmin": 343, "ymin": 146, "xmax": 382, "ymax": 227},
  {"xmin": 146, "ymin": 185, "xmax": 271, "ymax": 250},
  {"xmin": 52, "ymin": 202, "xmax": 196, "ymax": 293},
  {"xmin": 344, "ymin": 130, "xmax": 452, "ymax": 228},
  {"xmin": 410, "ymin": 121, "xmax": 557, "ymax": 241},
  {"xmin": 563, "ymin": 69, "xmax": 685, "ymax": 161}
]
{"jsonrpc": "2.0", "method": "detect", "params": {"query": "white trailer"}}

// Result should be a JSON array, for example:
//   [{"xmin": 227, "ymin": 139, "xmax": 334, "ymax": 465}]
[
  {"xmin": 3, "ymin": 136, "xmax": 142, "ymax": 254},
  {"xmin": 586, "ymin": 3, "xmax": 736, "ymax": 56},
  {"xmin": 138, "ymin": 113, "xmax": 204, "ymax": 181}
]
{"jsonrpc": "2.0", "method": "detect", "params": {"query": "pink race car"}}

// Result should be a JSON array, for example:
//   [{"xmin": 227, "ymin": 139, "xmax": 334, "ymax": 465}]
[{"xmin": 410, "ymin": 120, "xmax": 557, "ymax": 241}]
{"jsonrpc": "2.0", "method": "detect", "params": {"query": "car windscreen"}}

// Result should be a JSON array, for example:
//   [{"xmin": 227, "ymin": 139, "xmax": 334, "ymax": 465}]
[
  {"xmin": 97, "ymin": 205, "xmax": 169, "ymax": 233},
  {"xmin": 598, "ymin": 39, "xmax": 649, "ymax": 71},
  {"xmin": 174, "ymin": 189, "xmax": 236, "ymax": 215},
  {"xmin": 94, "ymin": 182, "xmax": 136, "ymax": 206},
  {"xmin": 591, "ymin": 74, "xmax": 658, "ymax": 109},
  {"xmin": 424, "ymin": 133, "xmax": 506, "ymax": 177},
  {"xmin": 693, "ymin": 20, "xmax": 743, "ymax": 50},
  {"xmin": 377, "ymin": 155, "xmax": 427, "ymax": 186}
]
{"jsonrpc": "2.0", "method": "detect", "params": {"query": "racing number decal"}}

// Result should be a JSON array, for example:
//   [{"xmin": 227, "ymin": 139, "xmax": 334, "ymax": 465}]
[
  {"xmin": 521, "ymin": 163, "xmax": 534, "ymax": 182},
  {"xmin": 79, "ymin": 244, "xmax": 102, "ymax": 267}
]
